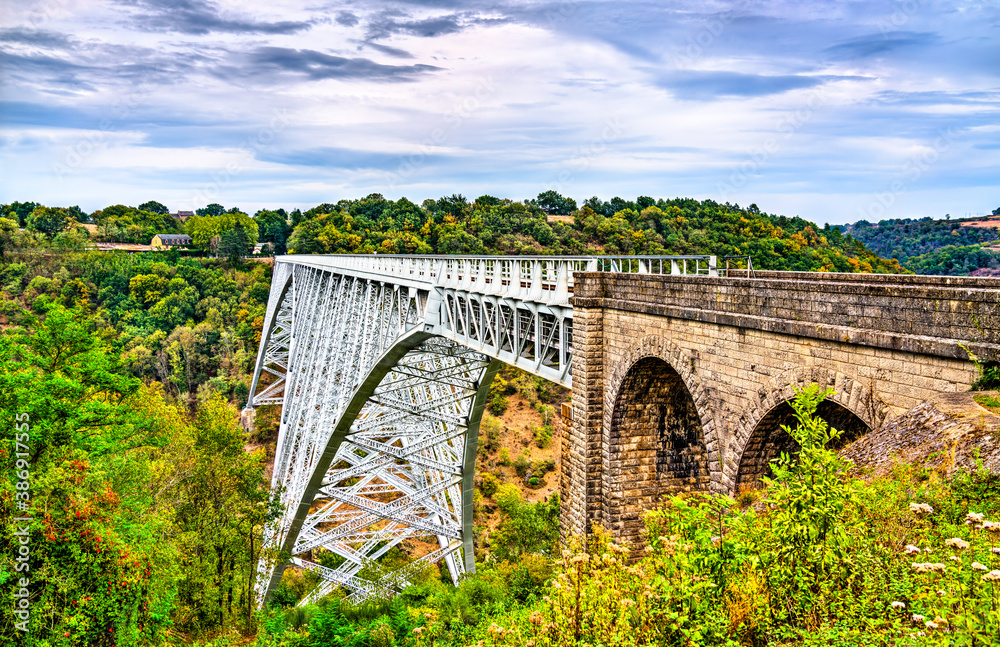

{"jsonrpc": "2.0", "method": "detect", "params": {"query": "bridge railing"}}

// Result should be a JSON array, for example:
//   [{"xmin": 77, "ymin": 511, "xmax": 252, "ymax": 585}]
[{"xmin": 283, "ymin": 254, "xmax": 717, "ymax": 306}]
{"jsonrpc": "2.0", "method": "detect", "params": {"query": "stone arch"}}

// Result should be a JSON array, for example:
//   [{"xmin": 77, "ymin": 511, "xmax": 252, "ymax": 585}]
[
  {"xmin": 728, "ymin": 367, "xmax": 889, "ymax": 491},
  {"xmin": 601, "ymin": 336, "xmax": 721, "ymax": 544}
]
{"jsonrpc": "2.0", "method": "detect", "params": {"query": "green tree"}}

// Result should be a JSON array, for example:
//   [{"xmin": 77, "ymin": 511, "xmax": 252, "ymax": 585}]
[
  {"xmin": 254, "ymin": 209, "xmax": 291, "ymax": 255},
  {"xmin": 0, "ymin": 217, "xmax": 20, "ymax": 258},
  {"xmin": 0, "ymin": 304, "xmax": 179, "ymax": 644},
  {"xmin": 138, "ymin": 200, "xmax": 169, "ymax": 215},
  {"xmin": 185, "ymin": 211, "xmax": 259, "ymax": 253},
  {"xmin": 535, "ymin": 190, "xmax": 577, "ymax": 215},
  {"xmin": 218, "ymin": 221, "xmax": 254, "ymax": 266},
  {"xmin": 27, "ymin": 206, "xmax": 72, "ymax": 236},
  {"xmin": 2, "ymin": 201, "xmax": 40, "ymax": 226},
  {"xmin": 172, "ymin": 395, "xmax": 272, "ymax": 631},
  {"xmin": 197, "ymin": 203, "xmax": 226, "ymax": 217}
]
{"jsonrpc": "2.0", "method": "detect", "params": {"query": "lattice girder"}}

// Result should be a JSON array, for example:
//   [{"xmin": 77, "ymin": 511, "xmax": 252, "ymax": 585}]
[{"xmin": 247, "ymin": 255, "xmax": 717, "ymax": 607}]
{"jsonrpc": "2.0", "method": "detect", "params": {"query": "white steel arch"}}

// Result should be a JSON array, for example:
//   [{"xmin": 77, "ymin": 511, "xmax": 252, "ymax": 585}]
[{"xmin": 246, "ymin": 254, "xmax": 717, "ymax": 606}]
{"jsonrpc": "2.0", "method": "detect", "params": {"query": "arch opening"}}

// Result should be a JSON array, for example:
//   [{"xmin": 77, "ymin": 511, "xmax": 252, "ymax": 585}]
[
  {"xmin": 609, "ymin": 357, "xmax": 709, "ymax": 543},
  {"xmin": 735, "ymin": 399, "xmax": 870, "ymax": 490}
]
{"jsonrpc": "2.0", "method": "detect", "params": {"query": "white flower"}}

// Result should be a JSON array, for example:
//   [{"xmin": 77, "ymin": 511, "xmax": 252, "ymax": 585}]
[
  {"xmin": 904, "ymin": 544, "xmax": 922, "ymax": 554},
  {"xmin": 891, "ymin": 601, "xmax": 906, "ymax": 609},
  {"xmin": 909, "ymin": 502, "xmax": 933, "ymax": 514},
  {"xmin": 912, "ymin": 614, "xmax": 925, "ymax": 623},
  {"xmin": 971, "ymin": 562, "xmax": 988, "ymax": 571},
  {"xmin": 925, "ymin": 621, "xmax": 939, "ymax": 630},
  {"xmin": 949, "ymin": 555, "xmax": 961, "ymax": 562},
  {"xmin": 967, "ymin": 512, "xmax": 985, "ymax": 523},
  {"xmin": 983, "ymin": 570, "xmax": 1000, "ymax": 582},
  {"xmin": 912, "ymin": 562, "xmax": 947, "ymax": 573},
  {"xmin": 991, "ymin": 547, "xmax": 1000, "ymax": 554},
  {"xmin": 945, "ymin": 537, "xmax": 970, "ymax": 550}
]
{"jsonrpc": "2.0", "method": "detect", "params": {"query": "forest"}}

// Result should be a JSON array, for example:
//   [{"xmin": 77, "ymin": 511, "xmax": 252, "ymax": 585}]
[
  {"xmin": 841, "ymin": 211, "xmax": 1000, "ymax": 276},
  {"xmin": 4, "ymin": 192, "xmax": 906, "ymax": 273},
  {"xmin": 1, "ymin": 195, "xmax": 996, "ymax": 646}
]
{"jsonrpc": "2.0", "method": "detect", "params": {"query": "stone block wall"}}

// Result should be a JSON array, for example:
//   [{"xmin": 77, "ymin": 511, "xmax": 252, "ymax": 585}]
[{"xmin": 562, "ymin": 271, "xmax": 999, "ymax": 541}]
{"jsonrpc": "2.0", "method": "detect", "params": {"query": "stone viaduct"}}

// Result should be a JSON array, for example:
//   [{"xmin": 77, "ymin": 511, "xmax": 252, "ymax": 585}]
[{"xmin": 560, "ymin": 271, "xmax": 1000, "ymax": 546}]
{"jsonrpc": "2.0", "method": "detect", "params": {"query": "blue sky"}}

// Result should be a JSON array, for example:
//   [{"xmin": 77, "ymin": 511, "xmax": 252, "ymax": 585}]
[{"xmin": 0, "ymin": 0, "xmax": 997, "ymax": 224}]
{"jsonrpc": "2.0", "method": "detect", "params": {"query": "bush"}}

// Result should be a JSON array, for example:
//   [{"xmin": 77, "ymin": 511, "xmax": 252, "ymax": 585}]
[
  {"xmin": 488, "ymin": 392, "xmax": 509, "ymax": 416},
  {"xmin": 513, "ymin": 451, "xmax": 531, "ymax": 478},
  {"xmin": 480, "ymin": 414, "xmax": 502, "ymax": 453},
  {"xmin": 480, "ymin": 472, "xmax": 500, "ymax": 498},
  {"xmin": 533, "ymin": 424, "xmax": 552, "ymax": 449}
]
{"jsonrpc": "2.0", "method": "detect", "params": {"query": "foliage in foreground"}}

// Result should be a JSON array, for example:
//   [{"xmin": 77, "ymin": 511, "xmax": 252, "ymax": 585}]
[
  {"xmin": 0, "ymin": 304, "xmax": 274, "ymax": 644},
  {"xmin": 253, "ymin": 386, "xmax": 1000, "ymax": 647}
]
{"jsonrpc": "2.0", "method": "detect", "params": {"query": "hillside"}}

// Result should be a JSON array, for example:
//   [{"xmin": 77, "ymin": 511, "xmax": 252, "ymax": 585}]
[
  {"xmin": 285, "ymin": 194, "xmax": 906, "ymax": 274},
  {"xmin": 841, "ymin": 210, "xmax": 1000, "ymax": 276}
]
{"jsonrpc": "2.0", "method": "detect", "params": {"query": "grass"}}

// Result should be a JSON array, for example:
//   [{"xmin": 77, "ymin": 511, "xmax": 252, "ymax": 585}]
[{"xmin": 973, "ymin": 392, "xmax": 1000, "ymax": 414}]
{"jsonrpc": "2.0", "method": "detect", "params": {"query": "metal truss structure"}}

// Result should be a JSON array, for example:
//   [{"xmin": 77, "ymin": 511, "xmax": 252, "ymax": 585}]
[{"xmin": 247, "ymin": 254, "xmax": 717, "ymax": 607}]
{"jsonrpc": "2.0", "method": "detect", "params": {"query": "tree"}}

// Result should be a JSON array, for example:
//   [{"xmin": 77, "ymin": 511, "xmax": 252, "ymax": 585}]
[
  {"xmin": 185, "ymin": 211, "xmax": 258, "ymax": 252},
  {"xmin": 197, "ymin": 203, "xmax": 226, "ymax": 217},
  {"xmin": 217, "ymin": 221, "xmax": 254, "ymax": 265},
  {"xmin": 535, "ymin": 190, "xmax": 577, "ymax": 215},
  {"xmin": 1, "ymin": 201, "xmax": 40, "ymax": 226},
  {"xmin": 26, "ymin": 205, "xmax": 72, "ymax": 235},
  {"xmin": 172, "ymin": 395, "xmax": 271, "ymax": 630},
  {"xmin": 0, "ymin": 217, "xmax": 19, "ymax": 258},
  {"xmin": 0, "ymin": 305, "xmax": 177, "ymax": 642},
  {"xmin": 139, "ymin": 200, "xmax": 169, "ymax": 215},
  {"xmin": 254, "ymin": 210, "xmax": 291, "ymax": 255},
  {"xmin": 91, "ymin": 204, "xmax": 181, "ymax": 243}
]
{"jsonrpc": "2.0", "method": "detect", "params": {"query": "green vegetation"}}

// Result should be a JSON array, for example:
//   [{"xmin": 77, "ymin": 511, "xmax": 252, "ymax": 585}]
[
  {"xmin": 284, "ymin": 194, "xmax": 904, "ymax": 273},
  {"xmin": 4, "ymin": 192, "xmax": 910, "ymax": 272},
  {"xmin": 843, "ymin": 213, "xmax": 1000, "ymax": 275},
  {"xmin": 973, "ymin": 393, "xmax": 1000, "ymax": 415},
  {"xmin": 0, "ymin": 228, "xmax": 276, "ymax": 642},
  {"xmin": 0, "ymin": 303, "xmax": 273, "ymax": 642},
  {"xmin": 905, "ymin": 245, "xmax": 1000, "ymax": 276},
  {"xmin": 251, "ymin": 387, "xmax": 1000, "ymax": 646}
]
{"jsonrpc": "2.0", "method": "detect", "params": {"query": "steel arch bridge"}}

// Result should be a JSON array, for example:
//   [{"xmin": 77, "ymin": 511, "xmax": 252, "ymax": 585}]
[{"xmin": 246, "ymin": 254, "xmax": 718, "ymax": 606}]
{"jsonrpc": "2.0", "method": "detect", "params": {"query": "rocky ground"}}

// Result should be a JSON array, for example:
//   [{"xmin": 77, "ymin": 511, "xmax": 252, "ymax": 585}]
[{"xmin": 841, "ymin": 390, "xmax": 1000, "ymax": 476}]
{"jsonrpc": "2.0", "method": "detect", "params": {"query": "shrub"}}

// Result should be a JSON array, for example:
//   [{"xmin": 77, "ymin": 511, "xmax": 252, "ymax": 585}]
[
  {"xmin": 513, "ymin": 451, "xmax": 531, "ymax": 478},
  {"xmin": 488, "ymin": 392, "xmax": 509, "ymax": 416},
  {"xmin": 480, "ymin": 472, "xmax": 500, "ymax": 498},
  {"xmin": 480, "ymin": 414, "xmax": 502, "ymax": 453},
  {"xmin": 533, "ymin": 424, "xmax": 552, "ymax": 449}
]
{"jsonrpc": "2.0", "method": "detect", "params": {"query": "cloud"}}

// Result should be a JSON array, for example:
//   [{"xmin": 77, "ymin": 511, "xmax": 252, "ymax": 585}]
[
  {"xmin": 0, "ymin": 99, "xmax": 229, "ymax": 134},
  {"xmin": 363, "ymin": 42, "xmax": 414, "ymax": 58},
  {"xmin": 364, "ymin": 12, "xmax": 463, "ymax": 40},
  {"xmin": 258, "ymin": 146, "xmax": 431, "ymax": 169},
  {"xmin": 223, "ymin": 47, "xmax": 440, "ymax": 82},
  {"xmin": 336, "ymin": 11, "xmax": 360, "ymax": 27},
  {"xmin": 0, "ymin": 46, "xmax": 196, "ymax": 93},
  {"xmin": 655, "ymin": 70, "xmax": 825, "ymax": 100},
  {"xmin": 118, "ymin": 0, "xmax": 315, "ymax": 35},
  {"xmin": 0, "ymin": 29, "xmax": 74, "ymax": 48},
  {"xmin": 824, "ymin": 31, "xmax": 937, "ymax": 60}
]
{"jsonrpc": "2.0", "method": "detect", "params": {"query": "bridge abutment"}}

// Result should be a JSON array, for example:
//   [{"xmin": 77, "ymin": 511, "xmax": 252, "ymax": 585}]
[{"xmin": 564, "ymin": 271, "xmax": 1000, "ymax": 545}]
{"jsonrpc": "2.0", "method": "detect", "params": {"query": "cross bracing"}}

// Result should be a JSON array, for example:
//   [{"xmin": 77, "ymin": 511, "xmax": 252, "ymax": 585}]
[{"xmin": 247, "ymin": 254, "xmax": 717, "ymax": 607}]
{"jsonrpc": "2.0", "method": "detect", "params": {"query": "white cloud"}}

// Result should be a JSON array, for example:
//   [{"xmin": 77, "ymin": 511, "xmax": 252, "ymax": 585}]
[{"xmin": 0, "ymin": 0, "xmax": 996, "ymax": 222}]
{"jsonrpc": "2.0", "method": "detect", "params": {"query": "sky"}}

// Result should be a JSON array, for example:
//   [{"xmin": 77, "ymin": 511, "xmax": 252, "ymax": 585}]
[{"xmin": 0, "ymin": 0, "xmax": 997, "ymax": 225}]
